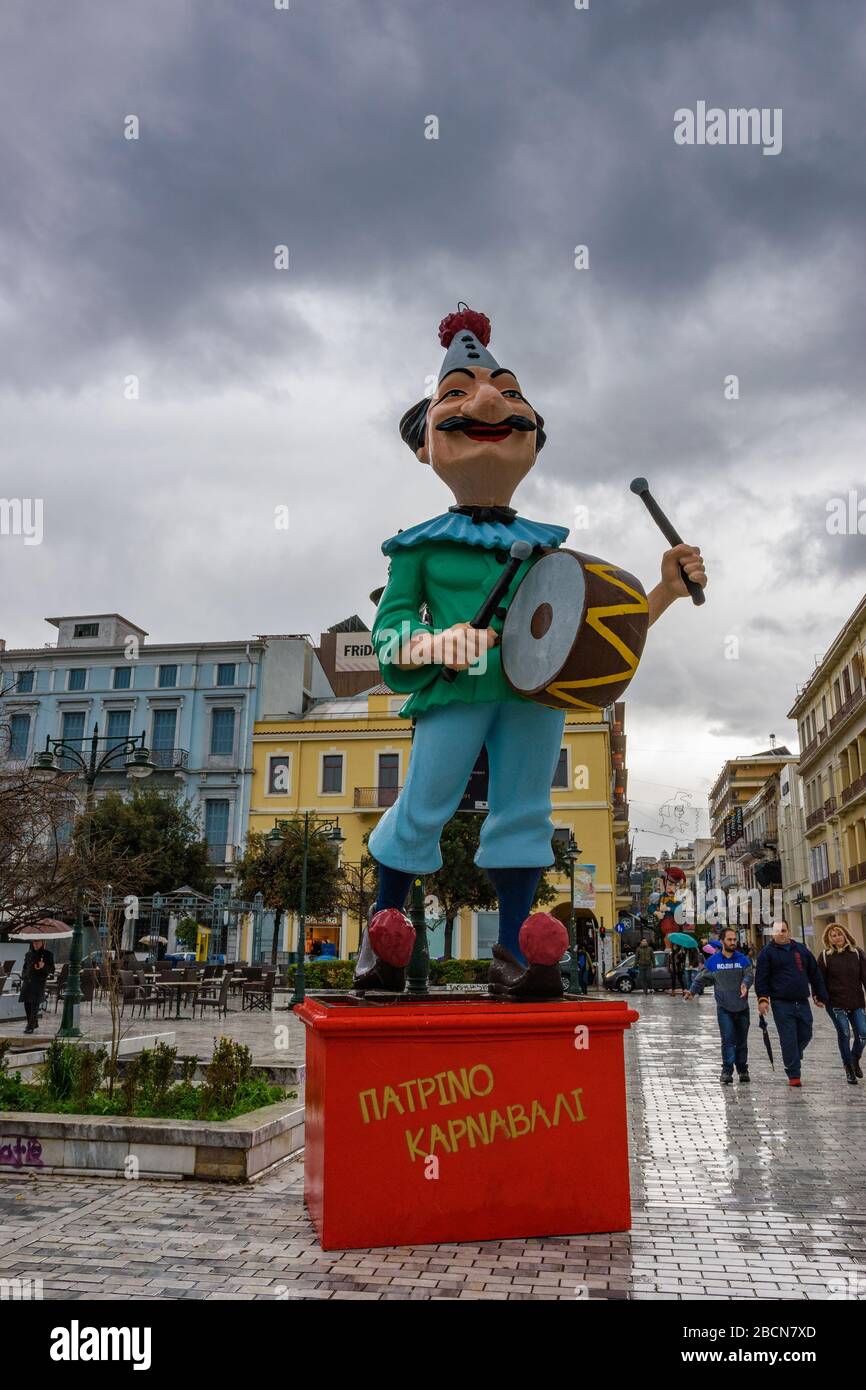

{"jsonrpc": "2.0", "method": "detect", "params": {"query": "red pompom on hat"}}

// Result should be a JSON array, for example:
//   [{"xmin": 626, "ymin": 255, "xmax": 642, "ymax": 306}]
[
  {"xmin": 518, "ymin": 913, "xmax": 569, "ymax": 966},
  {"xmin": 438, "ymin": 304, "xmax": 492, "ymax": 349},
  {"xmin": 368, "ymin": 908, "xmax": 416, "ymax": 968}
]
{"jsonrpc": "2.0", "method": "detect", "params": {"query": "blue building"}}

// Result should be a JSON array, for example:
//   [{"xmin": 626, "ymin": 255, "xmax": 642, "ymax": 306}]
[{"xmin": 0, "ymin": 613, "xmax": 333, "ymax": 888}]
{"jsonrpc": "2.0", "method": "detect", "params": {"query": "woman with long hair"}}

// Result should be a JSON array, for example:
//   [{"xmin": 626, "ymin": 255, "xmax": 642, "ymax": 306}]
[{"xmin": 817, "ymin": 922, "xmax": 866, "ymax": 1085}]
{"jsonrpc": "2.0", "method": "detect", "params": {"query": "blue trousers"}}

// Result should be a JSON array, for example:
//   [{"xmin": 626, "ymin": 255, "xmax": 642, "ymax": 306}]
[
  {"xmin": 830, "ymin": 1007, "xmax": 866, "ymax": 1066},
  {"xmin": 770, "ymin": 998, "xmax": 813, "ymax": 1079},
  {"xmin": 369, "ymin": 700, "xmax": 566, "ymax": 873},
  {"xmin": 717, "ymin": 1007, "xmax": 750, "ymax": 1075}
]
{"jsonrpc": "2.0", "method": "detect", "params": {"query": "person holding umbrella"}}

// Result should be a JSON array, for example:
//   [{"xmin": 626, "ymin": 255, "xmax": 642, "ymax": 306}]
[
  {"xmin": 755, "ymin": 920, "xmax": 828, "ymax": 1088},
  {"xmin": 684, "ymin": 925, "xmax": 753, "ymax": 1084},
  {"xmin": 19, "ymin": 937, "xmax": 54, "ymax": 1034},
  {"xmin": 817, "ymin": 922, "xmax": 866, "ymax": 1085}
]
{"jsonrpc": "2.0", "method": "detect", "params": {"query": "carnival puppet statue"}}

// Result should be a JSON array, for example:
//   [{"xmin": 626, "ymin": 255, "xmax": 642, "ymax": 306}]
[{"xmin": 355, "ymin": 307, "xmax": 707, "ymax": 999}]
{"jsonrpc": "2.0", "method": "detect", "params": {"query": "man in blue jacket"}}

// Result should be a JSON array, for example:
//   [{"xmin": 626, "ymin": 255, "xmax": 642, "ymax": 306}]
[
  {"xmin": 755, "ymin": 920, "xmax": 829, "ymax": 1087},
  {"xmin": 685, "ymin": 926, "xmax": 753, "ymax": 1084}
]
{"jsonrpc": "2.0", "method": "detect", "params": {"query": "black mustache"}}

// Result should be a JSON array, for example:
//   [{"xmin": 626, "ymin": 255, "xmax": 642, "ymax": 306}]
[{"xmin": 435, "ymin": 414, "xmax": 537, "ymax": 433}]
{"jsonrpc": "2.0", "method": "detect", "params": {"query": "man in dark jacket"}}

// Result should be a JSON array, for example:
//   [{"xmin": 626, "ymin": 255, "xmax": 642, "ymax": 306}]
[
  {"xmin": 634, "ymin": 939, "xmax": 654, "ymax": 995},
  {"xmin": 19, "ymin": 939, "xmax": 54, "ymax": 1034},
  {"xmin": 755, "ymin": 920, "xmax": 828, "ymax": 1087},
  {"xmin": 685, "ymin": 926, "xmax": 753, "ymax": 1083}
]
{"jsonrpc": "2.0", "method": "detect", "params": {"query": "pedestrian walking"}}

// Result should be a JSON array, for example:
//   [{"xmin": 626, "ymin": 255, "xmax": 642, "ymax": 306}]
[
  {"xmin": 684, "ymin": 926, "xmax": 753, "ymax": 1084},
  {"xmin": 576, "ymin": 946, "xmax": 592, "ymax": 994},
  {"xmin": 634, "ymin": 938, "xmax": 654, "ymax": 995},
  {"xmin": 668, "ymin": 944, "xmax": 686, "ymax": 995},
  {"xmin": 755, "ymin": 920, "xmax": 829, "ymax": 1087},
  {"xmin": 817, "ymin": 922, "xmax": 866, "ymax": 1086},
  {"xmin": 19, "ymin": 939, "xmax": 54, "ymax": 1034}
]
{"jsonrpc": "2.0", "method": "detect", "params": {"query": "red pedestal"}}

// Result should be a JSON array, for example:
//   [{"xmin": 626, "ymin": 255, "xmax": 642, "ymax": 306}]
[{"xmin": 295, "ymin": 994, "xmax": 639, "ymax": 1251}]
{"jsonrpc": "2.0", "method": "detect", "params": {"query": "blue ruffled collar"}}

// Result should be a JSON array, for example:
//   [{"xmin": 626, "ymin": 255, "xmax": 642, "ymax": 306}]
[{"xmin": 382, "ymin": 511, "xmax": 569, "ymax": 555}]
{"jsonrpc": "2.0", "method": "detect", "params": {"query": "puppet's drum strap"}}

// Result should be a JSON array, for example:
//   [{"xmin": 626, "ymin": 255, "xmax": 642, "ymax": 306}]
[{"xmin": 501, "ymin": 549, "xmax": 649, "ymax": 711}]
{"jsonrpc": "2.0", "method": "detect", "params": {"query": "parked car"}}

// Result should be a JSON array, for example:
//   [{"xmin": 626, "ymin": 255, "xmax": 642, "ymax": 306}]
[{"xmin": 602, "ymin": 950, "xmax": 709, "ymax": 994}]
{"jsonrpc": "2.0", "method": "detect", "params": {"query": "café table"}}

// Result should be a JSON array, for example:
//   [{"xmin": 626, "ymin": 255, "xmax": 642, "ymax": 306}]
[{"xmin": 158, "ymin": 980, "xmax": 200, "ymax": 1019}]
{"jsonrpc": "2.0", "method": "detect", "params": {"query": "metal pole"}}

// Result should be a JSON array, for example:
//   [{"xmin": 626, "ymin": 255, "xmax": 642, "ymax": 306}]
[
  {"xmin": 291, "ymin": 813, "xmax": 310, "ymax": 1007},
  {"xmin": 407, "ymin": 876, "xmax": 430, "ymax": 995},
  {"xmin": 57, "ymin": 727, "xmax": 99, "ymax": 1037}
]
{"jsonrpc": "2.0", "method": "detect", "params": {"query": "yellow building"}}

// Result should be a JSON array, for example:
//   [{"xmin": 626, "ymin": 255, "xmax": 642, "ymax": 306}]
[
  {"xmin": 248, "ymin": 686, "xmax": 627, "ymax": 964},
  {"xmin": 788, "ymin": 595, "xmax": 866, "ymax": 948}
]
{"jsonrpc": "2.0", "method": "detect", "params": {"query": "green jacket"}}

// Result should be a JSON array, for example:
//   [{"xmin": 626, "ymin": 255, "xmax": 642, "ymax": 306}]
[
  {"xmin": 372, "ymin": 511, "xmax": 569, "ymax": 717},
  {"xmin": 635, "ymin": 944, "xmax": 655, "ymax": 968}
]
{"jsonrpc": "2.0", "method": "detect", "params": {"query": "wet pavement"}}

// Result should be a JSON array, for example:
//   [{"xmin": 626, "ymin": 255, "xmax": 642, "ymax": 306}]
[{"xmin": 0, "ymin": 992, "xmax": 863, "ymax": 1300}]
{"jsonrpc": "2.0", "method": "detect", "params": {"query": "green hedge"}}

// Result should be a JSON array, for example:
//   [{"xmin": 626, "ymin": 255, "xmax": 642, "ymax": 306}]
[{"xmin": 284, "ymin": 958, "xmax": 490, "ymax": 989}]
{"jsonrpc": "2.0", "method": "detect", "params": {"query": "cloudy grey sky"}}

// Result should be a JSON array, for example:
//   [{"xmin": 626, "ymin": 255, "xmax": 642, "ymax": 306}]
[{"xmin": 2, "ymin": 0, "xmax": 865, "ymax": 851}]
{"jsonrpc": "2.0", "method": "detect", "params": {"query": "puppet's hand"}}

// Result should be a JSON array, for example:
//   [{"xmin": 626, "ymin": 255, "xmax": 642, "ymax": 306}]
[
  {"xmin": 438, "ymin": 622, "xmax": 499, "ymax": 670},
  {"xmin": 660, "ymin": 543, "xmax": 706, "ymax": 598}
]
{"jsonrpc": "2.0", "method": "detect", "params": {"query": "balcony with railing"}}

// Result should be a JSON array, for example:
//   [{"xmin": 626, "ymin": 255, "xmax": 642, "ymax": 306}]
[
  {"xmin": 829, "ymin": 683, "xmax": 866, "ymax": 734},
  {"xmin": 810, "ymin": 870, "xmax": 841, "ymax": 898},
  {"xmin": 354, "ymin": 785, "xmax": 402, "ymax": 809},
  {"xmin": 805, "ymin": 806, "xmax": 826, "ymax": 831},
  {"xmin": 841, "ymin": 773, "xmax": 866, "ymax": 807},
  {"xmin": 150, "ymin": 747, "xmax": 189, "ymax": 771},
  {"xmin": 205, "ymin": 842, "xmax": 239, "ymax": 866},
  {"xmin": 848, "ymin": 861, "xmax": 866, "ymax": 886},
  {"xmin": 799, "ymin": 727, "xmax": 828, "ymax": 770},
  {"xmin": 613, "ymin": 796, "xmax": 629, "ymax": 823}
]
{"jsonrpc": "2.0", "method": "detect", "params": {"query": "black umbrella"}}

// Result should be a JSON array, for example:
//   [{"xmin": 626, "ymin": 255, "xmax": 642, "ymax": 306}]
[{"xmin": 759, "ymin": 1013, "xmax": 775, "ymax": 1069}]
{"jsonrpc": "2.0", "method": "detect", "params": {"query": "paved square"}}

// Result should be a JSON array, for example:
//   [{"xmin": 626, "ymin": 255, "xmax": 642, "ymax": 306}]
[{"xmin": 1, "ymin": 993, "xmax": 864, "ymax": 1300}]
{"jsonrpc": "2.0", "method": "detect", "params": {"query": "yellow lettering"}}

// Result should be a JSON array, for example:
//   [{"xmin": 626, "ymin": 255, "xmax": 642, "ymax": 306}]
[
  {"xmin": 488, "ymin": 1108, "xmax": 510, "ymax": 1142},
  {"xmin": 417, "ymin": 1076, "xmax": 437, "ymax": 1109},
  {"xmin": 381, "ymin": 1085, "xmax": 405, "ymax": 1118},
  {"xmin": 447, "ymin": 1118, "xmax": 467, "ymax": 1151},
  {"xmin": 507, "ymin": 1103, "xmax": 530, "ymax": 1138},
  {"xmin": 552, "ymin": 1092, "xmax": 575, "ymax": 1125},
  {"xmin": 530, "ymin": 1099, "xmax": 552, "ymax": 1130},
  {"xmin": 358, "ymin": 1089, "xmax": 380, "ymax": 1123},
  {"xmin": 570, "ymin": 1087, "xmax": 586, "ymax": 1122},
  {"xmin": 398, "ymin": 1080, "xmax": 417, "ymax": 1113},
  {"xmin": 429, "ymin": 1123, "xmax": 452, "ymax": 1155},
  {"xmin": 465, "ymin": 1113, "xmax": 489, "ymax": 1148},
  {"xmin": 405, "ymin": 1128, "xmax": 426, "ymax": 1162},
  {"xmin": 468, "ymin": 1064, "xmax": 494, "ymax": 1098},
  {"xmin": 435, "ymin": 1071, "xmax": 450, "ymax": 1105},
  {"xmin": 446, "ymin": 1068, "xmax": 471, "ymax": 1103}
]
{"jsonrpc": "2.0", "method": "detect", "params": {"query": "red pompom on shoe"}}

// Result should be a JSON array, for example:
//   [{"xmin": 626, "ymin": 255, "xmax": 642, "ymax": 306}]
[
  {"xmin": 518, "ymin": 913, "xmax": 569, "ymax": 966},
  {"xmin": 438, "ymin": 306, "xmax": 492, "ymax": 348},
  {"xmin": 368, "ymin": 909, "xmax": 416, "ymax": 968}
]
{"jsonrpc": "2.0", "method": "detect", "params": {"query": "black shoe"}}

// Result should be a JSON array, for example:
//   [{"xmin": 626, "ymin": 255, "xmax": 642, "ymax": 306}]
[
  {"xmin": 720, "ymin": 1070, "xmax": 733, "ymax": 1085},
  {"xmin": 23, "ymin": 1025, "xmax": 34, "ymax": 1034},
  {"xmin": 488, "ymin": 945, "xmax": 564, "ymax": 1000},
  {"xmin": 855, "ymin": 1060, "xmax": 864, "ymax": 1079},
  {"xmin": 738, "ymin": 1070, "xmax": 751, "ymax": 1083},
  {"xmin": 845, "ymin": 1063, "xmax": 858, "ymax": 1085}
]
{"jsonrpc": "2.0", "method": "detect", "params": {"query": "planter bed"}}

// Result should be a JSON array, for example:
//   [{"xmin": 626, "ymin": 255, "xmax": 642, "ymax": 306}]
[{"xmin": 0, "ymin": 1097, "xmax": 304, "ymax": 1182}]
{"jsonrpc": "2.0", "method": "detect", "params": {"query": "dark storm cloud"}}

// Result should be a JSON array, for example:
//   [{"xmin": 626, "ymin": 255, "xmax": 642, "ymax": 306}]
[{"xmin": 1, "ymin": 0, "xmax": 865, "ymax": 784}]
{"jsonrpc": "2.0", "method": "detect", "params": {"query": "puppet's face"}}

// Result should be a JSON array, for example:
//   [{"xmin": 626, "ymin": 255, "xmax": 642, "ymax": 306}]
[{"xmin": 417, "ymin": 366, "xmax": 539, "ymax": 506}]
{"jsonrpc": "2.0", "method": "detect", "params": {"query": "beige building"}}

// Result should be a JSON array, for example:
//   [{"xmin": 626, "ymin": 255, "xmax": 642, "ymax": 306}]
[
  {"xmin": 777, "ymin": 763, "xmax": 812, "ymax": 943},
  {"xmin": 788, "ymin": 595, "xmax": 866, "ymax": 949}
]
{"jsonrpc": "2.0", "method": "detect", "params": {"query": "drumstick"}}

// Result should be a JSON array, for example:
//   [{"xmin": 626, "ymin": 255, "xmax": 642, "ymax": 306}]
[
  {"xmin": 629, "ymin": 477, "xmax": 706, "ymax": 607},
  {"xmin": 442, "ymin": 539, "xmax": 533, "ymax": 682}
]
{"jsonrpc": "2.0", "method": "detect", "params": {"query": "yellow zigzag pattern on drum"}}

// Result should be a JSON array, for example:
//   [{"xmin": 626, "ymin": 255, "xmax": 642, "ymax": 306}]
[{"xmin": 546, "ymin": 564, "xmax": 649, "ymax": 710}]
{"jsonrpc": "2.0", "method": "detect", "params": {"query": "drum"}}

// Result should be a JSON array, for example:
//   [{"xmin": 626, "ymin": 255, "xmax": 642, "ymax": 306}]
[{"xmin": 500, "ymin": 549, "xmax": 650, "ymax": 710}]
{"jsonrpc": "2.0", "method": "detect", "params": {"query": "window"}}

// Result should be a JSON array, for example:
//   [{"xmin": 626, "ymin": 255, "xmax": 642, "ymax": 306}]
[
  {"xmin": 67, "ymin": 668, "xmax": 87, "ymax": 691},
  {"xmin": 322, "ymin": 753, "xmax": 343, "ymax": 794},
  {"xmin": 152, "ymin": 708, "xmax": 177, "ymax": 754},
  {"xmin": 552, "ymin": 827, "xmax": 571, "ymax": 849},
  {"xmin": 8, "ymin": 713, "xmax": 30, "ymax": 760},
  {"xmin": 377, "ymin": 753, "xmax": 399, "ymax": 807},
  {"xmin": 216, "ymin": 663, "xmax": 236, "ymax": 687},
  {"xmin": 268, "ymin": 755, "xmax": 290, "ymax": 795},
  {"xmin": 551, "ymin": 748, "xmax": 568, "ymax": 789},
  {"xmin": 158, "ymin": 665, "xmax": 178, "ymax": 688},
  {"xmin": 59, "ymin": 711, "xmax": 86, "ymax": 768},
  {"xmin": 15, "ymin": 670, "xmax": 34, "ymax": 693},
  {"xmin": 210, "ymin": 708, "xmax": 235, "ymax": 757},
  {"xmin": 105, "ymin": 709, "xmax": 130, "ymax": 753},
  {"xmin": 204, "ymin": 799, "xmax": 230, "ymax": 863},
  {"xmin": 73, "ymin": 623, "xmax": 99, "ymax": 639},
  {"xmin": 113, "ymin": 666, "xmax": 132, "ymax": 690}
]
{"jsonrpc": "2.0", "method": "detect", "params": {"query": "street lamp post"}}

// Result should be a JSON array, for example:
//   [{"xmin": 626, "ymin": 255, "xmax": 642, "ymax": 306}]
[
  {"xmin": 565, "ymin": 834, "xmax": 582, "ymax": 995},
  {"xmin": 33, "ymin": 726, "xmax": 154, "ymax": 1037},
  {"xmin": 267, "ymin": 813, "xmax": 344, "ymax": 1007},
  {"xmin": 794, "ymin": 889, "xmax": 807, "ymax": 943}
]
